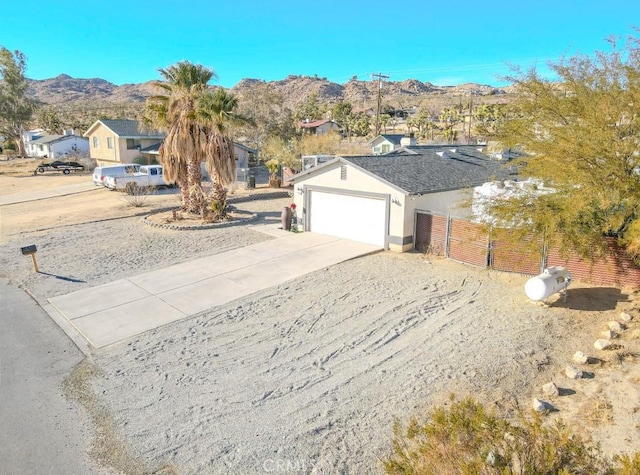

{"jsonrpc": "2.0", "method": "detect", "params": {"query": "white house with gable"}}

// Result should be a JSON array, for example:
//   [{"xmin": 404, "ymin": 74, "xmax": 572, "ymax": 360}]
[{"xmin": 24, "ymin": 129, "xmax": 90, "ymax": 159}]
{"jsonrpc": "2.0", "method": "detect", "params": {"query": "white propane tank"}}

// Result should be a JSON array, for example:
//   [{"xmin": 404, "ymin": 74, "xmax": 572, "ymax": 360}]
[{"xmin": 524, "ymin": 266, "xmax": 572, "ymax": 301}]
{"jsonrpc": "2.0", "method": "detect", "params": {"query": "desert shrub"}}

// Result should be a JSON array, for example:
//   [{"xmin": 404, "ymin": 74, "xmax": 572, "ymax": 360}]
[
  {"xmin": 614, "ymin": 452, "xmax": 640, "ymax": 475},
  {"xmin": 382, "ymin": 396, "xmax": 617, "ymax": 475},
  {"xmin": 78, "ymin": 157, "xmax": 97, "ymax": 171},
  {"xmin": 120, "ymin": 184, "xmax": 155, "ymax": 207},
  {"xmin": 4, "ymin": 140, "xmax": 17, "ymax": 151},
  {"xmin": 133, "ymin": 155, "xmax": 158, "ymax": 165}
]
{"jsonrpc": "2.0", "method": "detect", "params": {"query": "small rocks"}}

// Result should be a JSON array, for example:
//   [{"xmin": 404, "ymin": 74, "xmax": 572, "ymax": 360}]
[
  {"xmin": 594, "ymin": 339, "xmax": 612, "ymax": 350},
  {"xmin": 572, "ymin": 351, "xmax": 589, "ymax": 364},
  {"xmin": 601, "ymin": 330, "xmax": 617, "ymax": 339},
  {"xmin": 532, "ymin": 398, "xmax": 547, "ymax": 412},
  {"xmin": 565, "ymin": 365, "xmax": 583, "ymax": 379},
  {"xmin": 542, "ymin": 381, "xmax": 559, "ymax": 397},
  {"xmin": 620, "ymin": 311, "xmax": 633, "ymax": 322},
  {"xmin": 608, "ymin": 321, "xmax": 624, "ymax": 332}
]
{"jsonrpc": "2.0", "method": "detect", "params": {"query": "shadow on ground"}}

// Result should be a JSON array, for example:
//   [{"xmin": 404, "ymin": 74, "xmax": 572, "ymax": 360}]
[
  {"xmin": 38, "ymin": 272, "xmax": 86, "ymax": 283},
  {"xmin": 550, "ymin": 287, "xmax": 629, "ymax": 311}
]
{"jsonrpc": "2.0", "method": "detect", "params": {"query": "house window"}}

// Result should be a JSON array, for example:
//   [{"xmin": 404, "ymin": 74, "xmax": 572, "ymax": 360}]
[
  {"xmin": 340, "ymin": 165, "xmax": 347, "ymax": 180},
  {"xmin": 107, "ymin": 137, "xmax": 114, "ymax": 149},
  {"xmin": 126, "ymin": 139, "xmax": 140, "ymax": 150},
  {"xmin": 381, "ymin": 144, "xmax": 390, "ymax": 153},
  {"xmin": 93, "ymin": 137, "xmax": 100, "ymax": 148}
]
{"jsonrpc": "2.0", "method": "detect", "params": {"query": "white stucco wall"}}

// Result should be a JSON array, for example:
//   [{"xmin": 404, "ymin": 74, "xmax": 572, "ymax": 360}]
[
  {"xmin": 50, "ymin": 136, "xmax": 90, "ymax": 158},
  {"xmin": 406, "ymin": 189, "xmax": 471, "ymax": 220},
  {"xmin": 292, "ymin": 161, "xmax": 404, "ymax": 242}
]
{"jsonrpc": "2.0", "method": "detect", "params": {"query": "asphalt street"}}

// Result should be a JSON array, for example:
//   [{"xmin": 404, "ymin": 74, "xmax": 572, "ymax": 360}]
[{"xmin": 0, "ymin": 278, "xmax": 102, "ymax": 474}]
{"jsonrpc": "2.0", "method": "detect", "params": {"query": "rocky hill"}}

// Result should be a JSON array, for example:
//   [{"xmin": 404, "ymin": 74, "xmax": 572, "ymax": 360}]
[
  {"xmin": 26, "ymin": 74, "xmax": 157, "ymax": 105},
  {"xmin": 27, "ymin": 74, "xmax": 509, "ymax": 111}
]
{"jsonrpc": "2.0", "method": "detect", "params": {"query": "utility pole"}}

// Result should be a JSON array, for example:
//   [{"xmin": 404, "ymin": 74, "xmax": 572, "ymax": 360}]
[
  {"xmin": 372, "ymin": 73, "xmax": 389, "ymax": 136},
  {"xmin": 467, "ymin": 93, "xmax": 473, "ymax": 143}
]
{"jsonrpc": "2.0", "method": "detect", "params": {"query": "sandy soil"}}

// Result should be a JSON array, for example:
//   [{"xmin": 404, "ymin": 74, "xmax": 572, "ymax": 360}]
[{"xmin": 1, "ymin": 158, "xmax": 639, "ymax": 474}]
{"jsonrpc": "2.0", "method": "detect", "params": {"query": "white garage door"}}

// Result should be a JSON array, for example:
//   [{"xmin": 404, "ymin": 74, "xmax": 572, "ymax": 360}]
[{"xmin": 309, "ymin": 191, "xmax": 387, "ymax": 247}]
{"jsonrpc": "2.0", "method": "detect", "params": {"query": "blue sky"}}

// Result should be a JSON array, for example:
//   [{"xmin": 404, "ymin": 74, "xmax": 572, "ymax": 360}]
[{"xmin": 3, "ymin": 1, "xmax": 638, "ymax": 88}]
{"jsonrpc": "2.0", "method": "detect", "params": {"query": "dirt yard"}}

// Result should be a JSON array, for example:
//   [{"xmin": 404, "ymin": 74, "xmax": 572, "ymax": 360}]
[{"xmin": 1, "ymin": 157, "xmax": 639, "ymax": 474}]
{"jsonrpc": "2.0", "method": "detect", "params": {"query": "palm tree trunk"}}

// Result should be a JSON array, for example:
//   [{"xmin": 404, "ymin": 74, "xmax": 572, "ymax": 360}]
[
  {"xmin": 185, "ymin": 156, "xmax": 205, "ymax": 214},
  {"xmin": 212, "ymin": 174, "xmax": 227, "ymax": 219}
]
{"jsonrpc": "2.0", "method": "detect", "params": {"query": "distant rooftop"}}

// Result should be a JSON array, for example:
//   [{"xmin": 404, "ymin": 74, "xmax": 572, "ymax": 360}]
[{"xmin": 86, "ymin": 119, "xmax": 164, "ymax": 138}]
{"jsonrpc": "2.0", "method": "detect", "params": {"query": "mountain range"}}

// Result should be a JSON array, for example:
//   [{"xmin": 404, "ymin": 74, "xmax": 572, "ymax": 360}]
[{"xmin": 26, "ymin": 74, "xmax": 511, "ymax": 110}]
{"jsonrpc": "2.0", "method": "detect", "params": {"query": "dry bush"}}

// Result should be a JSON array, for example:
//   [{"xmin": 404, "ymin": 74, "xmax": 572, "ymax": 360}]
[
  {"xmin": 614, "ymin": 452, "xmax": 640, "ymax": 475},
  {"xmin": 582, "ymin": 396, "xmax": 614, "ymax": 425},
  {"xmin": 382, "ymin": 396, "xmax": 627, "ymax": 475},
  {"xmin": 120, "ymin": 184, "xmax": 156, "ymax": 207}
]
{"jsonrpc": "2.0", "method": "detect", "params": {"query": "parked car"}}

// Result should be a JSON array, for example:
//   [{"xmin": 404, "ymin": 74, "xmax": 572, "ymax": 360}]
[
  {"xmin": 35, "ymin": 160, "xmax": 84, "ymax": 174},
  {"xmin": 93, "ymin": 164, "xmax": 140, "ymax": 186},
  {"xmin": 104, "ymin": 165, "xmax": 167, "ymax": 191}
]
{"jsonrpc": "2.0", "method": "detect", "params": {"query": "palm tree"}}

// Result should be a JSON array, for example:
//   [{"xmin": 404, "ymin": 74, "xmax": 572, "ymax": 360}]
[
  {"xmin": 144, "ymin": 61, "xmax": 212, "ymax": 212},
  {"xmin": 197, "ymin": 88, "xmax": 253, "ymax": 217},
  {"xmin": 145, "ymin": 61, "xmax": 246, "ymax": 216}
]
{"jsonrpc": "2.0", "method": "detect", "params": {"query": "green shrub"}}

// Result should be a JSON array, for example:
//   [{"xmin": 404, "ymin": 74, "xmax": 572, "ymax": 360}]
[
  {"xmin": 132, "ymin": 155, "xmax": 158, "ymax": 165},
  {"xmin": 382, "ymin": 396, "xmax": 621, "ymax": 475}
]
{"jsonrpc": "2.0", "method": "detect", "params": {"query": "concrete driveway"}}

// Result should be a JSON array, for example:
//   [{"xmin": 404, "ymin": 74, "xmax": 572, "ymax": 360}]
[{"xmin": 48, "ymin": 231, "xmax": 381, "ymax": 350}]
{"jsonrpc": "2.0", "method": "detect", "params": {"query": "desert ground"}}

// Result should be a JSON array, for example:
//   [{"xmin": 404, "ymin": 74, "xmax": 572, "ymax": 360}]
[{"xmin": 1, "ymin": 157, "xmax": 639, "ymax": 474}]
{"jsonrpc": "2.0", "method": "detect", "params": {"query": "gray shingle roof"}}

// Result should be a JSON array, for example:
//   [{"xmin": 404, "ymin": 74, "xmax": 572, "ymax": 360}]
[
  {"xmin": 378, "ymin": 134, "xmax": 405, "ymax": 145},
  {"xmin": 342, "ymin": 148, "xmax": 516, "ymax": 194},
  {"xmin": 30, "ymin": 134, "xmax": 64, "ymax": 144},
  {"xmin": 100, "ymin": 120, "xmax": 164, "ymax": 138}
]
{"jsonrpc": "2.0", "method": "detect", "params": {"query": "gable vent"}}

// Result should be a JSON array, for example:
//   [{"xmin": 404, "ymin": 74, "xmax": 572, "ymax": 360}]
[{"xmin": 340, "ymin": 165, "xmax": 347, "ymax": 180}]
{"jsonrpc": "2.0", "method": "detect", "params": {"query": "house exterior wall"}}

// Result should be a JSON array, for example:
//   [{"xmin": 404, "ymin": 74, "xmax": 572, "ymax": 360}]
[
  {"xmin": 49, "ymin": 137, "xmax": 90, "ymax": 158},
  {"xmin": 23, "ymin": 130, "xmax": 43, "ymax": 157},
  {"xmin": 292, "ymin": 161, "xmax": 407, "ymax": 250},
  {"xmin": 233, "ymin": 145, "xmax": 254, "ymax": 170},
  {"xmin": 116, "ymin": 138, "xmax": 162, "ymax": 165},
  {"xmin": 371, "ymin": 138, "xmax": 397, "ymax": 155},
  {"xmin": 88, "ymin": 124, "xmax": 119, "ymax": 165},
  {"xmin": 86, "ymin": 122, "xmax": 162, "ymax": 166},
  {"xmin": 28, "ymin": 142, "xmax": 49, "ymax": 158}
]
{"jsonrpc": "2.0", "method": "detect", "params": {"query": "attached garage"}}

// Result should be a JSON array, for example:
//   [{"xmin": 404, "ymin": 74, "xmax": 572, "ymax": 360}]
[
  {"xmin": 308, "ymin": 190, "xmax": 388, "ymax": 247},
  {"xmin": 289, "ymin": 148, "xmax": 512, "ymax": 252}
]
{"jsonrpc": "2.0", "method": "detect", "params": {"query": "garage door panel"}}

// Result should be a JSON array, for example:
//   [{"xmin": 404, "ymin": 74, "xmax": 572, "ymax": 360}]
[{"xmin": 309, "ymin": 191, "xmax": 386, "ymax": 247}]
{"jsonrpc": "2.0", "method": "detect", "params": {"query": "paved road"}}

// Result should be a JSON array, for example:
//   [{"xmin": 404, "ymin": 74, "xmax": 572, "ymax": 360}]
[
  {"xmin": 0, "ymin": 279, "xmax": 105, "ymax": 474},
  {"xmin": 0, "ymin": 182, "xmax": 96, "ymax": 206}
]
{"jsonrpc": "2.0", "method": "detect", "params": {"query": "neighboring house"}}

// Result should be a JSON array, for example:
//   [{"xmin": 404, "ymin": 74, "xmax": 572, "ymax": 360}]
[
  {"xmin": 139, "ymin": 140, "xmax": 256, "ymax": 180},
  {"xmin": 83, "ymin": 119, "xmax": 164, "ymax": 166},
  {"xmin": 299, "ymin": 119, "xmax": 340, "ymax": 135},
  {"xmin": 369, "ymin": 134, "xmax": 417, "ymax": 155},
  {"xmin": 23, "ymin": 129, "xmax": 90, "ymax": 159},
  {"xmin": 288, "ymin": 147, "xmax": 514, "ymax": 251},
  {"xmin": 22, "ymin": 129, "xmax": 44, "ymax": 155},
  {"xmin": 232, "ymin": 143, "xmax": 257, "ymax": 170}
]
